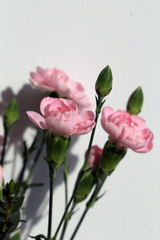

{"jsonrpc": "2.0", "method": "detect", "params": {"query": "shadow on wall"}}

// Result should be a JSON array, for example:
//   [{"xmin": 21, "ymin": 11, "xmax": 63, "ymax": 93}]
[{"xmin": 0, "ymin": 84, "xmax": 79, "ymax": 239}]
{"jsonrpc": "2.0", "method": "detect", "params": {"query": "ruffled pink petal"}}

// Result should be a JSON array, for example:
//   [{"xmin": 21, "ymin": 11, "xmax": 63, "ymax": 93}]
[
  {"xmin": 71, "ymin": 126, "xmax": 94, "ymax": 136},
  {"xmin": 134, "ymin": 140, "xmax": 153, "ymax": 153},
  {"xmin": 101, "ymin": 118, "xmax": 122, "ymax": 139},
  {"xmin": 30, "ymin": 78, "xmax": 56, "ymax": 92},
  {"xmin": 131, "ymin": 115, "xmax": 146, "ymax": 128},
  {"xmin": 79, "ymin": 111, "xmax": 95, "ymax": 122},
  {"xmin": 45, "ymin": 116, "xmax": 75, "ymax": 136},
  {"xmin": 71, "ymin": 111, "xmax": 95, "ymax": 136},
  {"xmin": 133, "ymin": 129, "xmax": 153, "ymax": 153},
  {"xmin": 40, "ymin": 97, "xmax": 57, "ymax": 117},
  {"xmin": 102, "ymin": 107, "xmax": 114, "ymax": 120},
  {"xmin": 26, "ymin": 111, "xmax": 47, "ymax": 129}
]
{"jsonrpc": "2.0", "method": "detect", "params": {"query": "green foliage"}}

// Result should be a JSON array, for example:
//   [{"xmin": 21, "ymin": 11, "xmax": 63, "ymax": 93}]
[
  {"xmin": 3, "ymin": 98, "xmax": 19, "ymax": 131},
  {"xmin": 0, "ymin": 179, "xmax": 24, "ymax": 239}
]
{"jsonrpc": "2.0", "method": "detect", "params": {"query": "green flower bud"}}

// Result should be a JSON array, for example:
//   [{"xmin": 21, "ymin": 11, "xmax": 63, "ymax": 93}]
[
  {"xmin": 95, "ymin": 65, "xmax": 113, "ymax": 100},
  {"xmin": 127, "ymin": 87, "xmax": 143, "ymax": 115},
  {"xmin": 46, "ymin": 132, "xmax": 71, "ymax": 169},
  {"xmin": 6, "ymin": 179, "xmax": 17, "ymax": 195},
  {"xmin": 74, "ymin": 173, "xmax": 95, "ymax": 202},
  {"xmin": 99, "ymin": 141, "xmax": 127, "ymax": 176},
  {"xmin": 3, "ymin": 98, "xmax": 19, "ymax": 131}
]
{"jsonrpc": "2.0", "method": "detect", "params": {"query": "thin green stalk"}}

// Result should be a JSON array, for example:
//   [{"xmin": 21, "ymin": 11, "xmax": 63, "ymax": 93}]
[
  {"xmin": 47, "ymin": 166, "xmax": 55, "ymax": 240},
  {"xmin": 52, "ymin": 97, "xmax": 104, "ymax": 240},
  {"xmin": 52, "ymin": 178, "xmax": 81, "ymax": 240},
  {"xmin": 82, "ymin": 98, "xmax": 105, "ymax": 171},
  {"xmin": 69, "ymin": 207, "xmax": 89, "ymax": 240},
  {"xmin": 64, "ymin": 157, "xmax": 68, "ymax": 207},
  {"xmin": 58, "ymin": 158, "xmax": 69, "ymax": 240},
  {"xmin": 59, "ymin": 201, "xmax": 77, "ymax": 240},
  {"xmin": 69, "ymin": 177, "xmax": 107, "ymax": 240},
  {"xmin": 0, "ymin": 128, "xmax": 8, "ymax": 166}
]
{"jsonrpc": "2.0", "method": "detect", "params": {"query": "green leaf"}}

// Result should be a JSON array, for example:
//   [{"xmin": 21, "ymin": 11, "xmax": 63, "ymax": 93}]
[
  {"xmin": 11, "ymin": 196, "xmax": 24, "ymax": 212},
  {"xmin": 8, "ymin": 211, "xmax": 20, "ymax": 233}
]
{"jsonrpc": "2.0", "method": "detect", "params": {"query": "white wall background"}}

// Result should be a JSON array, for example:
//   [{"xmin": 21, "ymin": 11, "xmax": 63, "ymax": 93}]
[{"xmin": 0, "ymin": 0, "xmax": 160, "ymax": 239}]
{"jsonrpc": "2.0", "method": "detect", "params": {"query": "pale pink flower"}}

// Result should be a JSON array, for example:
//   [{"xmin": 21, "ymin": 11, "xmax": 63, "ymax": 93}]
[
  {"xmin": 26, "ymin": 97, "xmax": 95, "ymax": 136},
  {"xmin": 101, "ymin": 107, "xmax": 153, "ymax": 153},
  {"xmin": 86, "ymin": 145, "xmax": 103, "ymax": 169},
  {"xmin": 30, "ymin": 67, "xmax": 90, "ymax": 108},
  {"xmin": 0, "ymin": 165, "xmax": 3, "ymax": 183}
]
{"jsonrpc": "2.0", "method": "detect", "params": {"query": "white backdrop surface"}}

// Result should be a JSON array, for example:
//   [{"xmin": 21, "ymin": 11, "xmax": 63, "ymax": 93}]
[{"xmin": 0, "ymin": 1, "xmax": 160, "ymax": 240}]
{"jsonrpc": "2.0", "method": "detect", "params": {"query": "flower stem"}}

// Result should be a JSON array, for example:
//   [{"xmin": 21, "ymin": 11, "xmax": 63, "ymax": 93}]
[
  {"xmin": 52, "ymin": 97, "xmax": 104, "ymax": 240},
  {"xmin": 69, "ymin": 207, "xmax": 89, "ymax": 240},
  {"xmin": 52, "ymin": 177, "xmax": 81, "ymax": 240},
  {"xmin": 64, "ymin": 157, "xmax": 68, "ymax": 207},
  {"xmin": 82, "ymin": 97, "xmax": 105, "ymax": 171},
  {"xmin": 69, "ymin": 177, "xmax": 107, "ymax": 240},
  {"xmin": 59, "ymin": 201, "xmax": 77, "ymax": 240},
  {"xmin": 0, "ymin": 128, "xmax": 8, "ymax": 166},
  {"xmin": 48, "ymin": 166, "xmax": 55, "ymax": 240}
]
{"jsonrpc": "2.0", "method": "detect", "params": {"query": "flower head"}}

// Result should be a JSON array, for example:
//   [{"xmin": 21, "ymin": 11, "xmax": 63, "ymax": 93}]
[
  {"xmin": 27, "ymin": 97, "xmax": 95, "ymax": 136},
  {"xmin": 30, "ymin": 67, "xmax": 91, "ymax": 108},
  {"xmin": 101, "ymin": 107, "xmax": 153, "ymax": 153}
]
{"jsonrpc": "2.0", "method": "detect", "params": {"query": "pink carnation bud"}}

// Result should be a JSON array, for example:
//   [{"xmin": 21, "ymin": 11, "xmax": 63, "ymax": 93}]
[
  {"xmin": 101, "ymin": 107, "xmax": 153, "ymax": 153},
  {"xmin": 86, "ymin": 145, "xmax": 103, "ymax": 169},
  {"xmin": 27, "ymin": 97, "xmax": 95, "ymax": 137}
]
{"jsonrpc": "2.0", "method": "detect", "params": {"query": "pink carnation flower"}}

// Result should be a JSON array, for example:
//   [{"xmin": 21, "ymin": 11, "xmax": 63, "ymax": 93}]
[
  {"xmin": 86, "ymin": 145, "xmax": 103, "ymax": 169},
  {"xmin": 26, "ymin": 97, "xmax": 95, "ymax": 136},
  {"xmin": 30, "ymin": 67, "xmax": 90, "ymax": 108},
  {"xmin": 101, "ymin": 107, "xmax": 153, "ymax": 153}
]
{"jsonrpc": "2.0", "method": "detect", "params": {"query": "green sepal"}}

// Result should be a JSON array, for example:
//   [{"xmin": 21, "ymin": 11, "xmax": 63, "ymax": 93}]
[
  {"xmin": 99, "ymin": 140, "xmax": 127, "ymax": 176},
  {"xmin": 10, "ymin": 230, "xmax": 21, "ymax": 240},
  {"xmin": 95, "ymin": 65, "xmax": 113, "ymax": 100},
  {"xmin": 3, "ymin": 98, "xmax": 19, "ymax": 131},
  {"xmin": 74, "ymin": 173, "xmax": 95, "ymax": 202},
  {"xmin": 127, "ymin": 86, "xmax": 143, "ymax": 115},
  {"xmin": 46, "ymin": 133, "xmax": 71, "ymax": 169}
]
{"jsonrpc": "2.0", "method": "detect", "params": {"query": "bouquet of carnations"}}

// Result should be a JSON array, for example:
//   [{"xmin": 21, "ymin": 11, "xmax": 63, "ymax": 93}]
[{"xmin": 0, "ymin": 65, "xmax": 153, "ymax": 240}]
